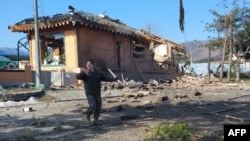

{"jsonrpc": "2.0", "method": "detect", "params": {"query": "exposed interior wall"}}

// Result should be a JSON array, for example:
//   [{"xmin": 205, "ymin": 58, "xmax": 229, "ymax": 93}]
[
  {"xmin": 130, "ymin": 38, "xmax": 154, "ymax": 72},
  {"xmin": 154, "ymin": 44, "xmax": 168, "ymax": 62}
]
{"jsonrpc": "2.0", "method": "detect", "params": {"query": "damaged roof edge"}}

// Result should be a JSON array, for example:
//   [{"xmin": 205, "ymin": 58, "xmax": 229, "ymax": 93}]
[{"xmin": 8, "ymin": 7, "xmax": 184, "ymax": 47}]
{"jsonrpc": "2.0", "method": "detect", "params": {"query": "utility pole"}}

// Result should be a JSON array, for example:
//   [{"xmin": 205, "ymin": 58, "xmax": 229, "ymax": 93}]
[{"xmin": 34, "ymin": 0, "xmax": 41, "ymax": 84}]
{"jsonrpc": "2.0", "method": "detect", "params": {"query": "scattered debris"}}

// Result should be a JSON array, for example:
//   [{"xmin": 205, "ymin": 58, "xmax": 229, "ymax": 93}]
[
  {"xmin": 174, "ymin": 94, "xmax": 189, "ymax": 99},
  {"xmin": 225, "ymin": 115, "xmax": 250, "ymax": 122},
  {"xmin": 158, "ymin": 96, "xmax": 169, "ymax": 101},
  {"xmin": 197, "ymin": 100, "xmax": 208, "ymax": 106},
  {"xmin": 23, "ymin": 107, "xmax": 33, "ymax": 112},
  {"xmin": 228, "ymin": 94, "xmax": 250, "ymax": 101},
  {"xmin": 106, "ymin": 99, "xmax": 120, "ymax": 103},
  {"xmin": 194, "ymin": 90, "xmax": 202, "ymax": 96},
  {"xmin": 227, "ymin": 83, "xmax": 239, "ymax": 87},
  {"xmin": 120, "ymin": 114, "xmax": 138, "ymax": 120},
  {"xmin": 213, "ymin": 108, "xmax": 233, "ymax": 114},
  {"xmin": 136, "ymin": 105, "xmax": 156, "ymax": 110},
  {"xmin": 116, "ymin": 105, "xmax": 124, "ymax": 112}
]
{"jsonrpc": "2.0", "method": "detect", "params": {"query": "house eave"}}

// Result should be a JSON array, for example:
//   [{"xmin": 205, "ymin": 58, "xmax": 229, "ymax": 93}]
[{"xmin": 8, "ymin": 9, "xmax": 184, "ymax": 51}]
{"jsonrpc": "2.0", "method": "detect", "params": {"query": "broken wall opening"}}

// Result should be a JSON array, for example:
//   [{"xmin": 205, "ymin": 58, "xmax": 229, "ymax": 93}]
[{"xmin": 40, "ymin": 33, "xmax": 65, "ymax": 66}]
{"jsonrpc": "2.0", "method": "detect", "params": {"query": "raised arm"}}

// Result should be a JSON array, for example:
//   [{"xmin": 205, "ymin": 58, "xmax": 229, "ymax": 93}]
[{"xmin": 75, "ymin": 68, "xmax": 88, "ymax": 80}]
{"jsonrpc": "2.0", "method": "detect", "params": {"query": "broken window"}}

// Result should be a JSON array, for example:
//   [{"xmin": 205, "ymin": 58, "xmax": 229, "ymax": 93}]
[
  {"xmin": 172, "ymin": 47, "xmax": 187, "ymax": 63},
  {"xmin": 133, "ymin": 42, "xmax": 147, "ymax": 59},
  {"xmin": 41, "ymin": 33, "xmax": 65, "ymax": 66},
  {"xmin": 133, "ymin": 47, "xmax": 145, "ymax": 58}
]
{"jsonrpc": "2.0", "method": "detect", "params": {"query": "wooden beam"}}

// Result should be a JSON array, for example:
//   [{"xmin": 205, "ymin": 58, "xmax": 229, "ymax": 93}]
[
  {"xmin": 135, "ymin": 62, "xmax": 146, "ymax": 82},
  {"xmin": 134, "ymin": 44, "xmax": 148, "ymax": 48}
]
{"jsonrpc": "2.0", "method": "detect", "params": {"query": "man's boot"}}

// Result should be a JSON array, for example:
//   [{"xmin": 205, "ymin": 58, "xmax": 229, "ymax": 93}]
[
  {"xmin": 92, "ymin": 118, "xmax": 99, "ymax": 125},
  {"xmin": 82, "ymin": 109, "xmax": 86, "ymax": 114},
  {"xmin": 86, "ymin": 114, "xmax": 91, "ymax": 124}
]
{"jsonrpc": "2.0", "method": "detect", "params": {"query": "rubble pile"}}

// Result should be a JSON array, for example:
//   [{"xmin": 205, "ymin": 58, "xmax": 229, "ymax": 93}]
[{"xmin": 98, "ymin": 74, "xmax": 222, "ymax": 104}]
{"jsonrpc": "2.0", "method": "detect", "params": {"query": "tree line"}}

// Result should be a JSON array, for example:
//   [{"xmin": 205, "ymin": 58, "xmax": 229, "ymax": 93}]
[{"xmin": 204, "ymin": 0, "xmax": 250, "ymax": 82}]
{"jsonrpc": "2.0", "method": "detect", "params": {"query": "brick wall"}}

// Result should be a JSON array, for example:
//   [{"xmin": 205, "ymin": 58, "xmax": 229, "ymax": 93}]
[{"xmin": 78, "ymin": 27, "xmax": 111, "ymax": 67}]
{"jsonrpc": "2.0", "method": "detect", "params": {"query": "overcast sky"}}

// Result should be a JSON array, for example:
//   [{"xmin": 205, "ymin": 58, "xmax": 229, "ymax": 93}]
[{"xmin": 1, "ymin": 0, "xmax": 244, "ymax": 48}]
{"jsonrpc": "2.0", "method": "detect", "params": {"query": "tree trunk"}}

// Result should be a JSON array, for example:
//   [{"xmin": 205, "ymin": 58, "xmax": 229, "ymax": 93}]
[
  {"xmin": 208, "ymin": 45, "xmax": 211, "ymax": 82},
  {"xmin": 236, "ymin": 52, "xmax": 240, "ymax": 81},
  {"xmin": 220, "ymin": 16, "xmax": 228, "ymax": 81},
  {"xmin": 227, "ymin": 23, "xmax": 233, "ymax": 82},
  {"xmin": 220, "ymin": 31, "xmax": 227, "ymax": 81}
]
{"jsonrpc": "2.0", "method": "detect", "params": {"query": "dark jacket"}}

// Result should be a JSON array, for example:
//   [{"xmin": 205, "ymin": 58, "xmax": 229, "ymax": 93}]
[{"xmin": 76, "ymin": 69, "xmax": 113, "ymax": 95}]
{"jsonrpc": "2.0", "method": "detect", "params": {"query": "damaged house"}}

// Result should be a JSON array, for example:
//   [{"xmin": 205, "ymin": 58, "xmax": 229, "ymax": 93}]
[{"xmin": 8, "ymin": 7, "xmax": 186, "ymax": 86}]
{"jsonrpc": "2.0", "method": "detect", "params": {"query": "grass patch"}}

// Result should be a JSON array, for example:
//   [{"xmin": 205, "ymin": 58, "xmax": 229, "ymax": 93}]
[
  {"xmin": 12, "ymin": 132, "xmax": 38, "ymax": 141},
  {"xmin": 144, "ymin": 122, "xmax": 190, "ymax": 141}
]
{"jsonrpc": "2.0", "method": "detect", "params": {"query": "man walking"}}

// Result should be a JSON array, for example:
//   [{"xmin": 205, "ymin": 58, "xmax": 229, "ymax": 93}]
[{"xmin": 76, "ymin": 60, "xmax": 118, "ymax": 125}]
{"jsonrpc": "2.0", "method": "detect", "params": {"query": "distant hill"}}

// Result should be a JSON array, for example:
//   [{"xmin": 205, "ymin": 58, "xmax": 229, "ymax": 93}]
[
  {"xmin": 182, "ymin": 40, "xmax": 222, "ymax": 62},
  {"xmin": 0, "ymin": 47, "xmax": 29, "ymax": 61},
  {"xmin": 0, "ymin": 47, "xmax": 29, "ymax": 57}
]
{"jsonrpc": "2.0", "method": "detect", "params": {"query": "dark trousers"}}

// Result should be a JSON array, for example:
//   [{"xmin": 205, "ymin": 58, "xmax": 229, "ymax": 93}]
[{"xmin": 86, "ymin": 94, "xmax": 102, "ymax": 119}]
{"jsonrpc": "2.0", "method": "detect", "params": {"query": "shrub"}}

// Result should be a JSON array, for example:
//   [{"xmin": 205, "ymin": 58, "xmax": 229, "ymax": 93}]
[
  {"xmin": 12, "ymin": 132, "xmax": 37, "ymax": 141},
  {"xmin": 145, "ymin": 122, "xmax": 190, "ymax": 141}
]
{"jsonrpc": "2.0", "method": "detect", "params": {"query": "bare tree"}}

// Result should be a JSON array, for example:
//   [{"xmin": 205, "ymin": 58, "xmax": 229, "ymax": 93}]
[{"xmin": 205, "ymin": 0, "xmax": 248, "ymax": 82}]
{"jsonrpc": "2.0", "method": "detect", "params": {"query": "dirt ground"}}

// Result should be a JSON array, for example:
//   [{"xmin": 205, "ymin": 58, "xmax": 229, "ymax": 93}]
[{"xmin": 0, "ymin": 76, "xmax": 250, "ymax": 141}]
